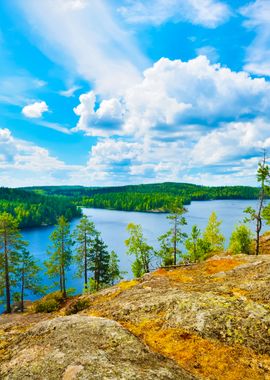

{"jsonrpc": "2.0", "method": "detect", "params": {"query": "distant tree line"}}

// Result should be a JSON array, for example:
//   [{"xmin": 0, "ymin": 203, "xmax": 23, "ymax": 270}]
[
  {"xmin": 0, "ymin": 188, "xmax": 82, "ymax": 228},
  {"xmin": 23, "ymin": 183, "xmax": 262, "ymax": 213}
]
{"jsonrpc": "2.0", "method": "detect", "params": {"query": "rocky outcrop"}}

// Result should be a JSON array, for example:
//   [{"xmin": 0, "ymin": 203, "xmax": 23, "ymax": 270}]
[{"xmin": 0, "ymin": 315, "xmax": 195, "ymax": 380}]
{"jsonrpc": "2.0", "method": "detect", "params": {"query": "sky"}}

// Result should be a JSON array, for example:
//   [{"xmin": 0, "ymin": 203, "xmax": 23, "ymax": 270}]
[{"xmin": 0, "ymin": 0, "xmax": 270, "ymax": 187}]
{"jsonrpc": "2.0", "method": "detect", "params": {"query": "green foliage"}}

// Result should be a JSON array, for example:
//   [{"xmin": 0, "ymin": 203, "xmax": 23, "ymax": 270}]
[
  {"xmin": 65, "ymin": 297, "xmax": 90, "ymax": 315},
  {"xmin": 33, "ymin": 291, "xmax": 65, "ymax": 313},
  {"xmin": 229, "ymin": 225, "xmax": 253, "ymax": 255},
  {"xmin": 45, "ymin": 216, "xmax": 73, "ymax": 297},
  {"xmin": 0, "ymin": 212, "xmax": 28, "ymax": 313},
  {"xmin": 0, "ymin": 187, "xmax": 81, "ymax": 228},
  {"xmin": 125, "ymin": 223, "xmax": 153, "ymax": 276},
  {"xmin": 24, "ymin": 183, "xmax": 262, "ymax": 213},
  {"xmin": 73, "ymin": 215, "xmax": 97, "ymax": 288},
  {"xmin": 184, "ymin": 225, "xmax": 210, "ymax": 263},
  {"xmin": 88, "ymin": 234, "xmax": 111, "ymax": 291},
  {"xmin": 17, "ymin": 248, "xmax": 45, "ymax": 311},
  {"xmin": 157, "ymin": 204, "xmax": 187, "ymax": 265},
  {"xmin": 203, "ymin": 212, "xmax": 225, "ymax": 253},
  {"xmin": 108, "ymin": 250, "xmax": 125, "ymax": 285}
]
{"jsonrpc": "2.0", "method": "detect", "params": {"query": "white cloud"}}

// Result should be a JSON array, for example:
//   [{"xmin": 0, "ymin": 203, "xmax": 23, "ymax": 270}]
[
  {"xmin": 192, "ymin": 118, "xmax": 270, "ymax": 165},
  {"xmin": 241, "ymin": 0, "xmax": 270, "ymax": 76},
  {"xmin": 59, "ymin": 85, "xmax": 81, "ymax": 97},
  {"xmin": 0, "ymin": 128, "xmax": 83, "ymax": 187},
  {"xmin": 118, "ymin": 0, "xmax": 231, "ymax": 28},
  {"xmin": 22, "ymin": 101, "xmax": 49, "ymax": 118},
  {"xmin": 122, "ymin": 56, "xmax": 270, "ymax": 136},
  {"xmin": 195, "ymin": 45, "xmax": 219, "ymax": 63},
  {"xmin": 16, "ymin": 0, "xmax": 148, "ymax": 96},
  {"xmin": 73, "ymin": 91, "xmax": 124, "ymax": 136}
]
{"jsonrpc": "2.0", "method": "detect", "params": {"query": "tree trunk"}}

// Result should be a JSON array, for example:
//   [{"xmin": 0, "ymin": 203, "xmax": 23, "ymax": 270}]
[
  {"xmin": 84, "ymin": 232, "xmax": 87, "ymax": 288},
  {"xmin": 21, "ymin": 265, "xmax": 25, "ymax": 312},
  {"xmin": 4, "ymin": 229, "xmax": 11, "ymax": 313},
  {"xmin": 173, "ymin": 220, "xmax": 177, "ymax": 265},
  {"xmin": 62, "ymin": 264, "xmax": 66, "ymax": 298}
]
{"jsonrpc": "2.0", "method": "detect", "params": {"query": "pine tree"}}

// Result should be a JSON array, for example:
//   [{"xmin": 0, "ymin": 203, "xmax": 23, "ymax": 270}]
[
  {"xmin": 125, "ymin": 223, "xmax": 153, "ymax": 277},
  {"xmin": 184, "ymin": 225, "xmax": 210, "ymax": 263},
  {"xmin": 245, "ymin": 151, "xmax": 270, "ymax": 255},
  {"xmin": 88, "ymin": 234, "xmax": 110, "ymax": 291},
  {"xmin": 108, "ymin": 250, "xmax": 124, "ymax": 285},
  {"xmin": 73, "ymin": 216, "xmax": 97, "ymax": 290},
  {"xmin": 0, "ymin": 212, "xmax": 27, "ymax": 313},
  {"xmin": 45, "ymin": 216, "xmax": 73, "ymax": 298},
  {"xmin": 157, "ymin": 204, "xmax": 187, "ymax": 265},
  {"xmin": 203, "ymin": 212, "xmax": 225, "ymax": 253},
  {"xmin": 15, "ymin": 248, "xmax": 45, "ymax": 311}
]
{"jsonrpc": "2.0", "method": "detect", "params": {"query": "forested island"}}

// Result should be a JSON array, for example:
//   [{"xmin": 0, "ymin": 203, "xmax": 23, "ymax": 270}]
[{"xmin": 22, "ymin": 182, "xmax": 261, "ymax": 213}]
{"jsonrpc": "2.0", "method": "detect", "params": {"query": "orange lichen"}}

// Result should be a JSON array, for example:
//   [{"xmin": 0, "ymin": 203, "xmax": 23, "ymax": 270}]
[
  {"xmin": 152, "ymin": 268, "xmax": 194, "ymax": 283},
  {"xmin": 204, "ymin": 258, "xmax": 245, "ymax": 275},
  {"xmin": 123, "ymin": 319, "xmax": 270, "ymax": 380}
]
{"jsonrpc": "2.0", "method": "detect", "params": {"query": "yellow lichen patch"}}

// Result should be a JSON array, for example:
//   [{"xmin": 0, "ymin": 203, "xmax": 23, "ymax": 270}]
[
  {"xmin": 152, "ymin": 268, "xmax": 194, "ymax": 283},
  {"xmin": 231, "ymin": 287, "xmax": 248, "ymax": 297},
  {"xmin": 117, "ymin": 279, "xmax": 139, "ymax": 291},
  {"xmin": 204, "ymin": 258, "xmax": 245, "ymax": 275},
  {"xmin": 123, "ymin": 319, "xmax": 270, "ymax": 380},
  {"xmin": 91, "ymin": 289, "xmax": 122, "ymax": 306}
]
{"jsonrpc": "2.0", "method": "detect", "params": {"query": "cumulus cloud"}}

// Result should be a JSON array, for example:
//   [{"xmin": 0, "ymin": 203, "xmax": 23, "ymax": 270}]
[
  {"xmin": 241, "ymin": 0, "xmax": 270, "ymax": 76},
  {"xmin": 73, "ymin": 91, "xmax": 124, "ymax": 136},
  {"xmin": 122, "ymin": 56, "xmax": 270, "ymax": 136},
  {"xmin": 192, "ymin": 118, "xmax": 270, "ymax": 165},
  {"xmin": 0, "ymin": 128, "xmax": 83, "ymax": 186},
  {"xmin": 22, "ymin": 101, "xmax": 49, "ymax": 118},
  {"xmin": 118, "ymin": 0, "xmax": 231, "ymax": 28}
]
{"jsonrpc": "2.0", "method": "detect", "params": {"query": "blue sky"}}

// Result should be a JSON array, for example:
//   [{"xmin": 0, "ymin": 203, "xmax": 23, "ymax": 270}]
[{"xmin": 0, "ymin": 0, "xmax": 270, "ymax": 187}]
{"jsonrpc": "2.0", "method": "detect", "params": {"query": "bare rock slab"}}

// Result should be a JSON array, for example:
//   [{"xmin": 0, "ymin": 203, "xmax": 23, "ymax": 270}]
[{"xmin": 0, "ymin": 315, "xmax": 196, "ymax": 380}]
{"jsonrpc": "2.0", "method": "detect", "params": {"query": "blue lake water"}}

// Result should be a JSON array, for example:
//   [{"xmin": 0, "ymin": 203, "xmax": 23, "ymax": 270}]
[{"xmin": 6, "ymin": 199, "xmax": 269, "ymax": 305}]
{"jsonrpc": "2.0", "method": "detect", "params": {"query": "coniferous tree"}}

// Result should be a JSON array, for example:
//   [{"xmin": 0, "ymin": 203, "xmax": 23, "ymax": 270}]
[
  {"xmin": 88, "ymin": 234, "xmax": 110, "ymax": 291},
  {"xmin": 45, "ymin": 216, "xmax": 73, "ymax": 298},
  {"xmin": 0, "ymin": 212, "xmax": 27, "ymax": 313},
  {"xmin": 15, "ymin": 248, "xmax": 45, "ymax": 311},
  {"xmin": 157, "ymin": 204, "xmax": 187, "ymax": 265},
  {"xmin": 184, "ymin": 225, "xmax": 210, "ymax": 263},
  {"xmin": 108, "ymin": 250, "xmax": 124, "ymax": 285},
  {"xmin": 125, "ymin": 223, "xmax": 153, "ymax": 277},
  {"xmin": 73, "ymin": 216, "xmax": 97, "ymax": 289},
  {"xmin": 203, "ymin": 212, "xmax": 225, "ymax": 253},
  {"xmin": 245, "ymin": 151, "xmax": 270, "ymax": 255}
]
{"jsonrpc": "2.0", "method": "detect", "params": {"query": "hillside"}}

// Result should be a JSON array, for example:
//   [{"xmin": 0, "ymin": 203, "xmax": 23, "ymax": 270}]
[
  {"xmin": 22, "ymin": 182, "xmax": 261, "ymax": 212},
  {"xmin": 0, "ymin": 187, "xmax": 81, "ymax": 228},
  {"xmin": 1, "ymin": 254, "xmax": 270, "ymax": 379}
]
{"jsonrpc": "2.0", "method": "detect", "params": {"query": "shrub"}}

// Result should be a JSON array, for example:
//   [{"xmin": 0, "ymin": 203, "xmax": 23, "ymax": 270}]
[
  {"xmin": 229, "ymin": 224, "xmax": 253, "ymax": 255},
  {"xmin": 65, "ymin": 298, "xmax": 90, "ymax": 315},
  {"xmin": 33, "ymin": 291, "xmax": 65, "ymax": 313}
]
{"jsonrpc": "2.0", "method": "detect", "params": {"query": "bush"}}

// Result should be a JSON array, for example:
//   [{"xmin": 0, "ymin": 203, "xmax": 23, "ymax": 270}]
[
  {"xmin": 33, "ymin": 291, "xmax": 65, "ymax": 313},
  {"xmin": 65, "ymin": 298, "xmax": 90, "ymax": 315},
  {"xmin": 229, "ymin": 224, "xmax": 253, "ymax": 255}
]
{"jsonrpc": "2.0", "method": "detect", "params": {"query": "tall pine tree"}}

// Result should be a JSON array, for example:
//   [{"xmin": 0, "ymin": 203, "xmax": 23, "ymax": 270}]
[
  {"xmin": 0, "ymin": 212, "xmax": 27, "ymax": 313},
  {"xmin": 73, "ymin": 216, "xmax": 97, "ymax": 290},
  {"xmin": 88, "ymin": 234, "xmax": 110, "ymax": 291},
  {"xmin": 45, "ymin": 216, "xmax": 73, "ymax": 298}
]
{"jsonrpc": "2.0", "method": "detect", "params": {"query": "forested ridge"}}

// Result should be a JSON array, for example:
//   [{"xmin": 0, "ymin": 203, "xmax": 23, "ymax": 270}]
[
  {"xmin": 0, "ymin": 187, "xmax": 81, "ymax": 228},
  {"xmin": 22, "ymin": 182, "xmax": 261, "ymax": 212}
]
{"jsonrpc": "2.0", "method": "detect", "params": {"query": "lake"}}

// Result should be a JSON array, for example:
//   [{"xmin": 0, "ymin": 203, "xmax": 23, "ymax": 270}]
[{"xmin": 17, "ymin": 199, "xmax": 268, "ymax": 301}]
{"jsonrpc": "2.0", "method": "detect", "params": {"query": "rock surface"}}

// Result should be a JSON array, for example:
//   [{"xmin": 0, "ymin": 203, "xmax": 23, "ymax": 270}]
[{"xmin": 0, "ymin": 315, "xmax": 195, "ymax": 380}]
